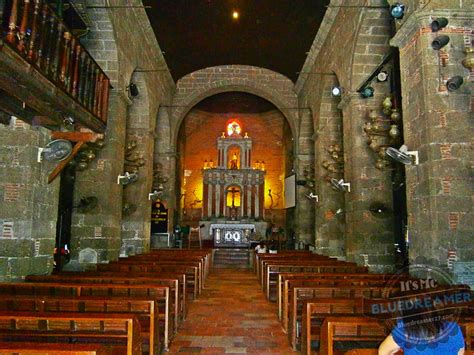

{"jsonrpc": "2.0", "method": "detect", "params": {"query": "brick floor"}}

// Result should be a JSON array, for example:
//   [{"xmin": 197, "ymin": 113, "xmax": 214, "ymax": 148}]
[{"xmin": 168, "ymin": 268, "xmax": 295, "ymax": 354}]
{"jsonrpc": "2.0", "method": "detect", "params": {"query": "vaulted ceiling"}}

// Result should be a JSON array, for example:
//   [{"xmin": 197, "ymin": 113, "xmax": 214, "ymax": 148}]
[{"xmin": 143, "ymin": 0, "xmax": 329, "ymax": 82}]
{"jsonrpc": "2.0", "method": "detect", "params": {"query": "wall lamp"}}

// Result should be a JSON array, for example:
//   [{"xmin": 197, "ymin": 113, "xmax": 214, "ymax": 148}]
[
  {"xmin": 446, "ymin": 76, "xmax": 464, "ymax": 92},
  {"xmin": 331, "ymin": 86, "xmax": 343, "ymax": 97},
  {"xmin": 431, "ymin": 18, "xmax": 448, "ymax": 32},
  {"xmin": 359, "ymin": 86, "xmax": 374, "ymax": 98},
  {"xmin": 432, "ymin": 35, "xmax": 450, "ymax": 50},
  {"xmin": 390, "ymin": 3, "xmax": 405, "ymax": 19}
]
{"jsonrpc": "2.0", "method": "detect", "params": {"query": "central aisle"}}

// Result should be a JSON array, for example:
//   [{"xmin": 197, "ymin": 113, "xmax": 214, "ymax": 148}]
[{"xmin": 168, "ymin": 268, "xmax": 295, "ymax": 354}]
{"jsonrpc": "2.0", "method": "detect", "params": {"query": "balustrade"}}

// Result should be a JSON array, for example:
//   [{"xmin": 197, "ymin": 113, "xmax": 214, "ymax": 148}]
[{"xmin": 1, "ymin": 0, "xmax": 109, "ymax": 124}]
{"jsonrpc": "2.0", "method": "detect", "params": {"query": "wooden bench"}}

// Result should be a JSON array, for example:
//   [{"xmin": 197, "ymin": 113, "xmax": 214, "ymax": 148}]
[
  {"xmin": 146, "ymin": 249, "xmax": 213, "ymax": 279},
  {"xmin": 0, "ymin": 311, "xmax": 142, "ymax": 355},
  {"xmin": 52, "ymin": 271, "xmax": 187, "ymax": 320},
  {"xmin": 0, "ymin": 295, "xmax": 160, "ymax": 355},
  {"xmin": 97, "ymin": 263, "xmax": 199, "ymax": 300},
  {"xmin": 288, "ymin": 286, "xmax": 397, "ymax": 350},
  {"xmin": 282, "ymin": 279, "xmax": 389, "ymax": 335},
  {"xmin": 0, "ymin": 282, "xmax": 171, "ymax": 350},
  {"xmin": 301, "ymin": 298, "xmax": 365, "ymax": 355},
  {"xmin": 122, "ymin": 251, "xmax": 210, "ymax": 283},
  {"xmin": 111, "ymin": 260, "xmax": 204, "ymax": 297},
  {"xmin": 257, "ymin": 254, "xmax": 334, "ymax": 284},
  {"xmin": 0, "ymin": 342, "xmax": 125, "ymax": 354},
  {"xmin": 26, "ymin": 274, "xmax": 182, "ymax": 335},
  {"xmin": 320, "ymin": 316, "xmax": 387, "ymax": 355},
  {"xmin": 278, "ymin": 273, "xmax": 403, "ymax": 320},
  {"xmin": 264, "ymin": 263, "xmax": 368, "ymax": 301},
  {"xmin": 253, "ymin": 251, "xmax": 314, "ymax": 274}
]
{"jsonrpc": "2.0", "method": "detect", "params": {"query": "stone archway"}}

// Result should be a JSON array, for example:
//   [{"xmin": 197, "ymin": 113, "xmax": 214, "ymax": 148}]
[
  {"xmin": 169, "ymin": 65, "xmax": 299, "ymax": 144},
  {"xmin": 156, "ymin": 65, "xmax": 300, "ymax": 230}
]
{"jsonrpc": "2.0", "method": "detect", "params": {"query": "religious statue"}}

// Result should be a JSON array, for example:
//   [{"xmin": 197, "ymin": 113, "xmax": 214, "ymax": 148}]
[{"xmin": 230, "ymin": 152, "xmax": 238, "ymax": 169}]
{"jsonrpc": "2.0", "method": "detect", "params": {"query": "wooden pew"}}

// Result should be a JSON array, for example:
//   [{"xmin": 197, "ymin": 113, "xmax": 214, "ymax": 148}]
[
  {"xmin": 320, "ymin": 316, "xmax": 387, "ymax": 355},
  {"xmin": 283, "ymin": 279, "xmax": 389, "ymax": 335},
  {"xmin": 111, "ymin": 260, "xmax": 204, "ymax": 296},
  {"xmin": 278, "ymin": 273, "xmax": 403, "ymax": 321},
  {"xmin": 123, "ymin": 250, "xmax": 210, "ymax": 283},
  {"xmin": 97, "ymin": 263, "xmax": 199, "ymax": 300},
  {"xmin": 288, "ymin": 286, "xmax": 397, "ymax": 350},
  {"xmin": 26, "ymin": 274, "xmax": 181, "ymax": 334},
  {"xmin": 301, "ymin": 298, "xmax": 365, "ymax": 355},
  {"xmin": 0, "ymin": 282, "xmax": 171, "ymax": 350},
  {"xmin": 0, "ymin": 342, "xmax": 124, "ymax": 354},
  {"xmin": 264, "ymin": 263, "xmax": 368, "ymax": 301},
  {"xmin": 253, "ymin": 251, "xmax": 314, "ymax": 274},
  {"xmin": 257, "ymin": 254, "xmax": 333, "ymax": 284},
  {"xmin": 146, "ymin": 249, "xmax": 213, "ymax": 279},
  {"xmin": 259, "ymin": 258, "xmax": 358, "ymax": 292},
  {"xmin": 0, "ymin": 295, "xmax": 160, "ymax": 355},
  {"xmin": 51, "ymin": 271, "xmax": 187, "ymax": 320},
  {"xmin": 0, "ymin": 311, "xmax": 142, "ymax": 355}
]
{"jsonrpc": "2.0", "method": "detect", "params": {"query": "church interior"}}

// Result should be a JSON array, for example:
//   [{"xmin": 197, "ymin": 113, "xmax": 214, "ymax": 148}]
[{"xmin": 0, "ymin": 0, "xmax": 472, "ymax": 353}]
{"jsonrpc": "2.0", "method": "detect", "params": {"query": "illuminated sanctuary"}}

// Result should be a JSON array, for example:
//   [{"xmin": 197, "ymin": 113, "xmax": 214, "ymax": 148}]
[{"xmin": 199, "ymin": 121, "xmax": 268, "ymax": 247}]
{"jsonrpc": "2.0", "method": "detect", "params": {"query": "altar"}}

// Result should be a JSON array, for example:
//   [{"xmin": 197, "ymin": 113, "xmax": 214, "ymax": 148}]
[{"xmin": 210, "ymin": 223, "xmax": 255, "ymax": 247}]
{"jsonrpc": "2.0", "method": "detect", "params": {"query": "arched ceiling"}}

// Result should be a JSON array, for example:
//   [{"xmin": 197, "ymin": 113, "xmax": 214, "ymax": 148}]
[{"xmin": 142, "ymin": 0, "xmax": 329, "ymax": 82}]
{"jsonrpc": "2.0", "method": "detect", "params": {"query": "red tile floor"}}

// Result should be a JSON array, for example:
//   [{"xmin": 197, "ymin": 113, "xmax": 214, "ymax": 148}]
[{"xmin": 168, "ymin": 268, "xmax": 296, "ymax": 354}]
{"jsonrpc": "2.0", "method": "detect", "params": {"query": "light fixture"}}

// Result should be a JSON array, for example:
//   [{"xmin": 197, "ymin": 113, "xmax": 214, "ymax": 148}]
[
  {"xmin": 126, "ymin": 83, "xmax": 139, "ymax": 98},
  {"xmin": 431, "ymin": 18, "xmax": 448, "ymax": 32},
  {"xmin": 232, "ymin": 11, "xmax": 239, "ymax": 20},
  {"xmin": 446, "ymin": 76, "xmax": 464, "ymax": 92},
  {"xmin": 360, "ymin": 86, "xmax": 374, "ymax": 98},
  {"xmin": 390, "ymin": 3, "xmax": 405, "ymax": 19},
  {"xmin": 376, "ymin": 70, "xmax": 389, "ymax": 82},
  {"xmin": 431, "ymin": 35, "xmax": 450, "ymax": 50},
  {"xmin": 331, "ymin": 86, "xmax": 342, "ymax": 97}
]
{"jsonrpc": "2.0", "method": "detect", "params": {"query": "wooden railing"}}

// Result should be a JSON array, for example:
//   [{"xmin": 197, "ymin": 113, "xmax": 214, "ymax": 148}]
[{"xmin": 1, "ymin": 0, "xmax": 110, "ymax": 123}]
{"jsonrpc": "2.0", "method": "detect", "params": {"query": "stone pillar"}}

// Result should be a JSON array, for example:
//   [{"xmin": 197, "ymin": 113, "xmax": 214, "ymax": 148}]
[
  {"xmin": 390, "ymin": 9, "xmax": 473, "ymax": 267},
  {"xmin": 340, "ymin": 94, "xmax": 395, "ymax": 272},
  {"xmin": 314, "ymin": 87, "xmax": 345, "ymax": 258},
  {"xmin": 121, "ymin": 76, "xmax": 155, "ymax": 256},
  {"xmin": 69, "ymin": 90, "xmax": 128, "ymax": 268},
  {"xmin": 0, "ymin": 118, "xmax": 59, "ymax": 280},
  {"xmin": 294, "ymin": 108, "xmax": 315, "ymax": 244},
  {"xmin": 154, "ymin": 106, "xmax": 176, "ymax": 232}
]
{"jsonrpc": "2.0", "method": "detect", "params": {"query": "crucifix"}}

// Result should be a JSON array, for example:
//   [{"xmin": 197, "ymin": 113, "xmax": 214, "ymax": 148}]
[{"xmin": 228, "ymin": 186, "xmax": 239, "ymax": 208}]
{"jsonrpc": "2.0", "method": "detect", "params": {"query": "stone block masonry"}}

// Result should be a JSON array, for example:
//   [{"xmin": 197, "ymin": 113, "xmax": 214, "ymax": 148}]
[{"xmin": 0, "ymin": 118, "xmax": 58, "ymax": 280}]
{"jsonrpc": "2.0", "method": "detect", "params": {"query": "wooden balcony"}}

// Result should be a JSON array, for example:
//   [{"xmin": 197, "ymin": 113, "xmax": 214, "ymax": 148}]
[{"xmin": 0, "ymin": 0, "xmax": 109, "ymax": 133}]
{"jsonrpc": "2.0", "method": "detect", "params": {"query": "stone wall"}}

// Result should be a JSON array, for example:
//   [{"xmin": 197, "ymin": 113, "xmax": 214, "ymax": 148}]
[
  {"xmin": 67, "ymin": 0, "xmax": 175, "ymax": 266},
  {"xmin": 0, "ymin": 118, "xmax": 59, "ymax": 280},
  {"xmin": 390, "ymin": 7, "xmax": 473, "ymax": 269},
  {"xmin": 297, "ymin": 0, "xmax": 396, "ymax": 271}
]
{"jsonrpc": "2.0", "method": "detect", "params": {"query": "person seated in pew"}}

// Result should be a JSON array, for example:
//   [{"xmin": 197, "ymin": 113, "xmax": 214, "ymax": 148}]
[
  {"xmin": 255, "ymin": 241, "xmax": 267, "ymax": 254},
  {"xmin": 378, "ymin": 291, "xmax": 465, "ymax": 355},
  {"xmin": 268, "ymin": 242, "xmax": 278, "ymax": 254}
]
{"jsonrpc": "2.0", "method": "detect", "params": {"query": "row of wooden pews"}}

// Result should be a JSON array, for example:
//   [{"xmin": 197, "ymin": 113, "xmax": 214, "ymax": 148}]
[
  {"xmin": 254, "ymin": 250, "xmax": 474, "ymax": 354},
  {"xmin": 0, "ymin": 248, "xmax": 213, "ymax": 355}
]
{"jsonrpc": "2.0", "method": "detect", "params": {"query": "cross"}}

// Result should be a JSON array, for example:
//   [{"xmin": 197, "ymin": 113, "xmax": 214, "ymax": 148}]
[{"xmin": 229, "ymin": 187, "xmax": 239, "ymax": 208}]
